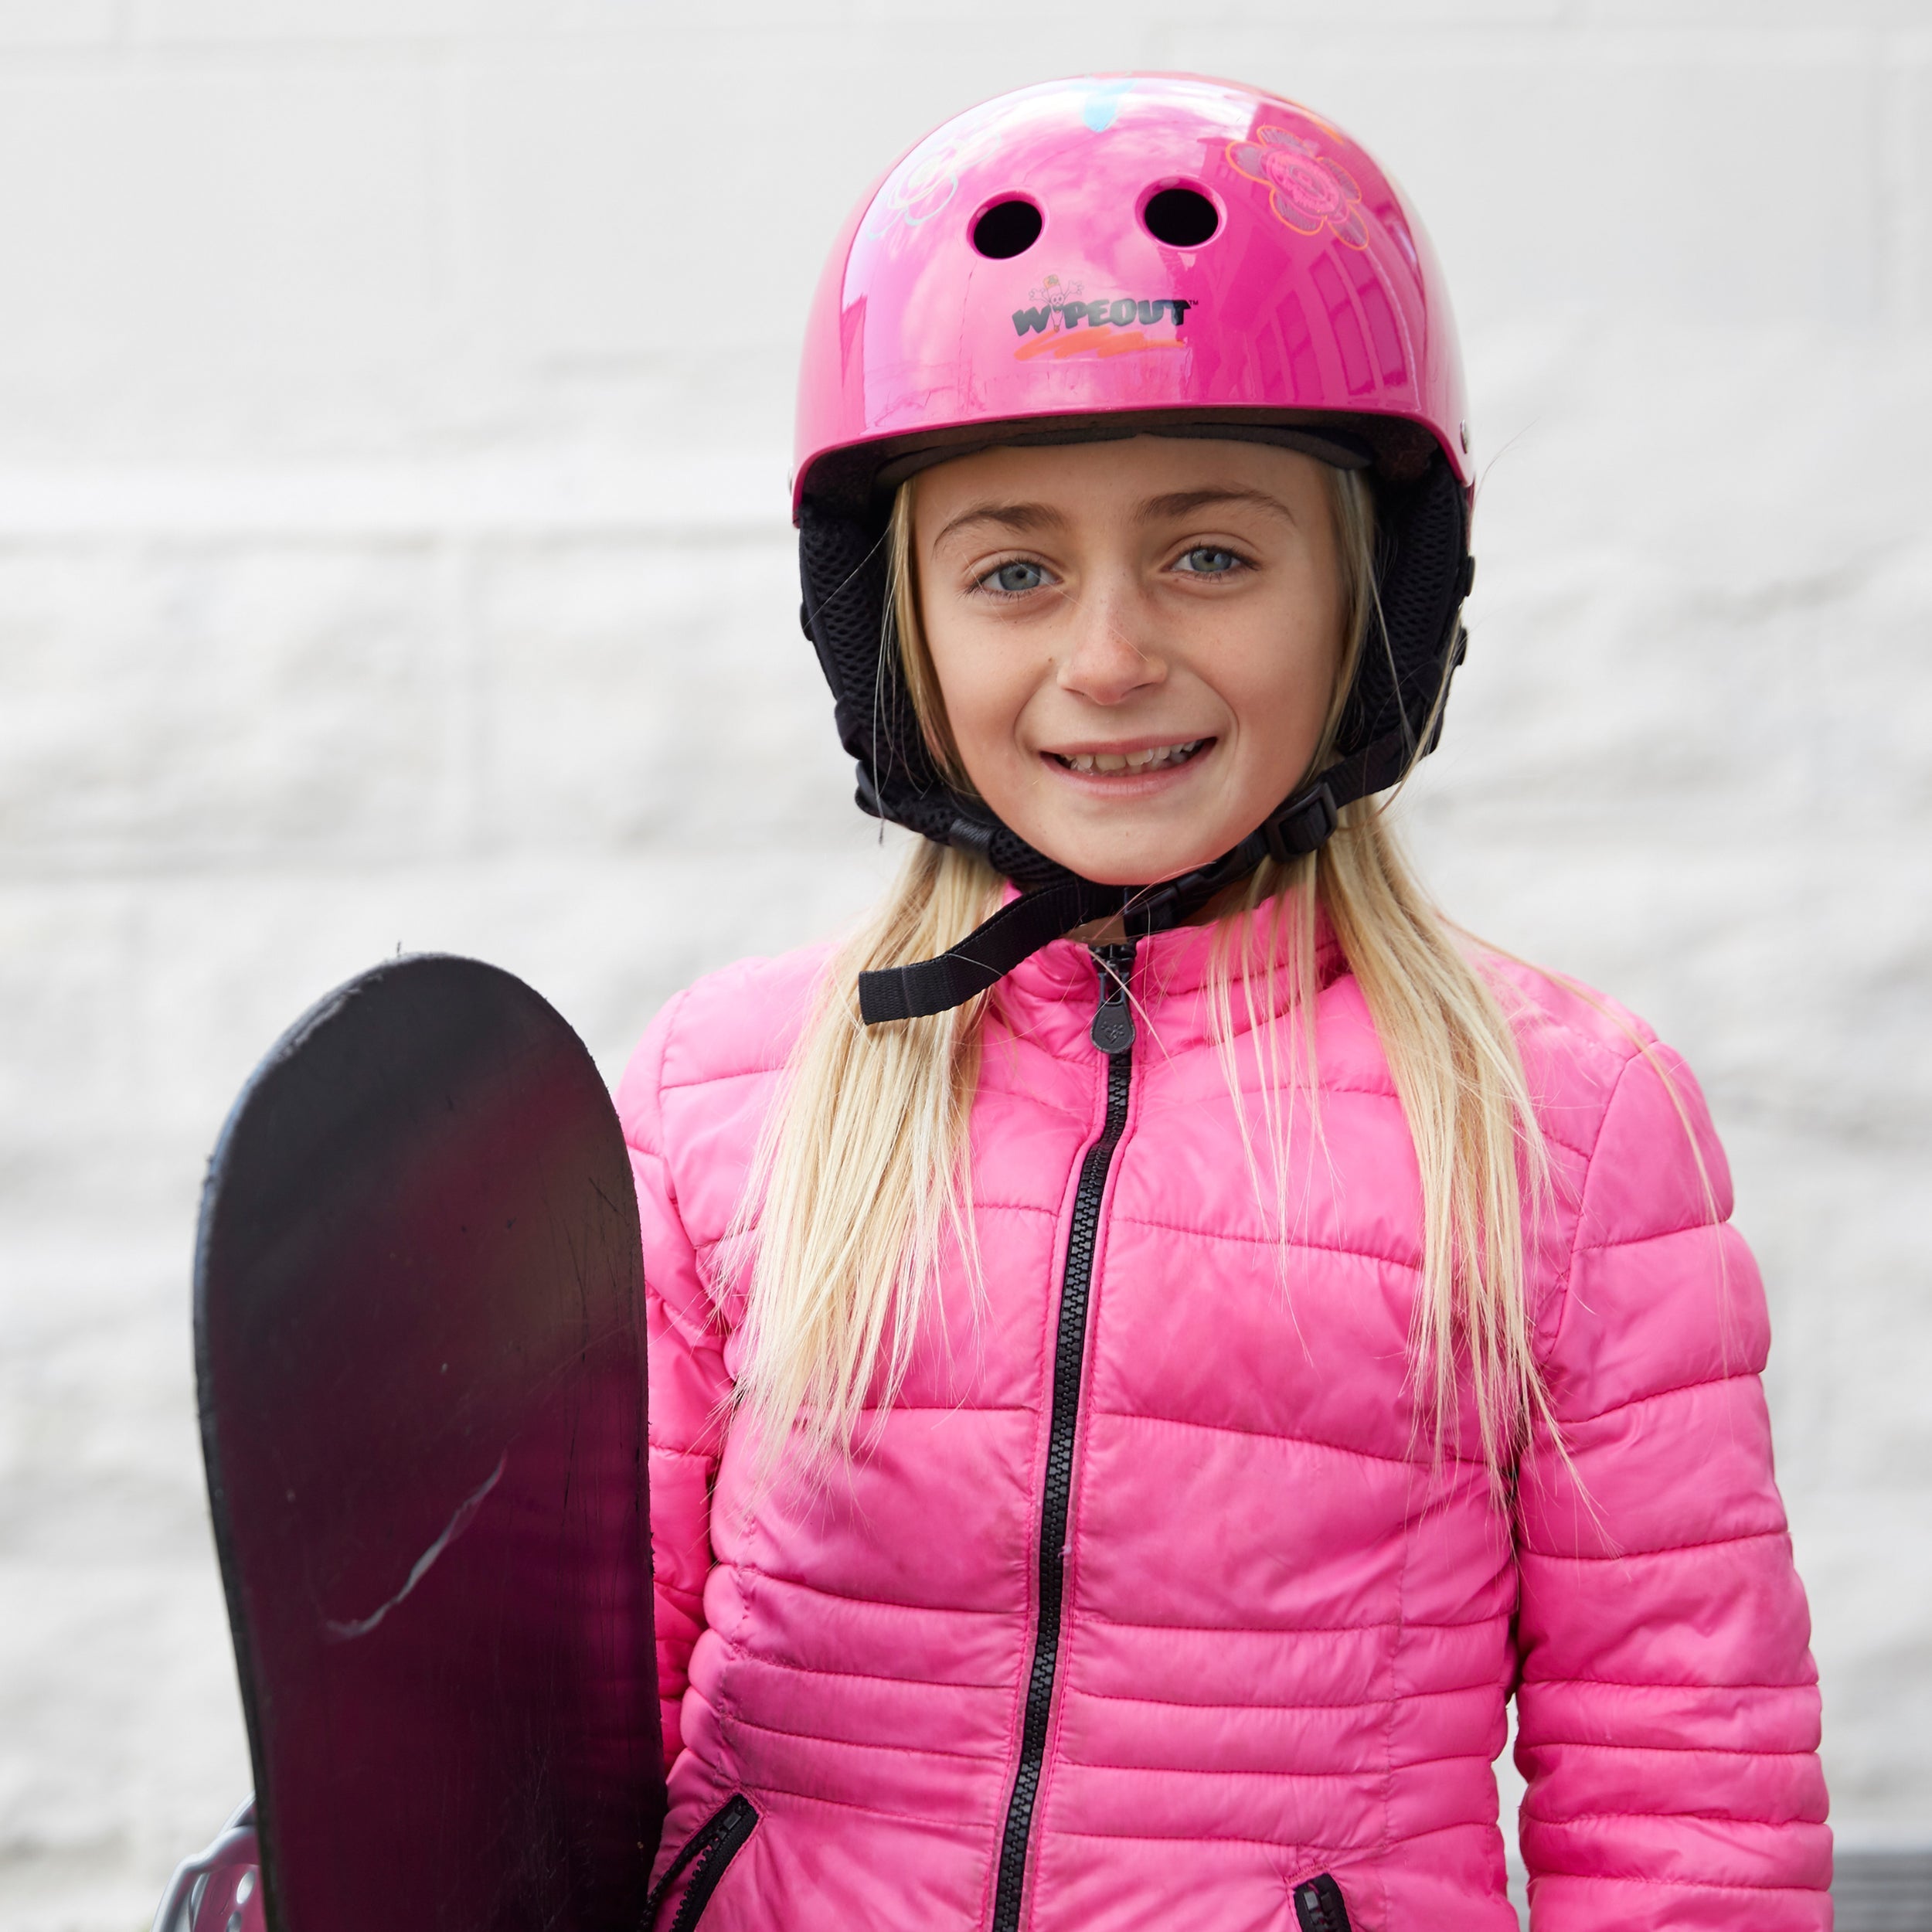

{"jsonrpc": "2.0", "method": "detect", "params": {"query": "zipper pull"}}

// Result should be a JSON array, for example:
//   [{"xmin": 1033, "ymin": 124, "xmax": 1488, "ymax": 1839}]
[
  {"xmin": 1292, "ymin": 1874, "xmax": 1353, "ymax": 1932},
  {"xmin": 1089, "ymin": 942, "xmax": 1137, "ymax": 1055}
]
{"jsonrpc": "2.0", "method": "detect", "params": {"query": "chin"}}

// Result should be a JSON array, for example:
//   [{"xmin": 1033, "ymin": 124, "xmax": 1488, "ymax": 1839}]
[{"xmin": 1035, "ymin": 843, "xmax": 1223, "ymax": 888}]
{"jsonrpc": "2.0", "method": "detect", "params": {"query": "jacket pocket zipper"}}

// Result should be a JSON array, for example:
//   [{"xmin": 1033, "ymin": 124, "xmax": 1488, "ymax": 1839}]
[
  {"xmin": 646, "ymin": 1794, "xmax": 759, "ymax": 1932},
  {"xmin": 1292, "ymin": 1871, "xmax": 1353, "ymax": 1932}
]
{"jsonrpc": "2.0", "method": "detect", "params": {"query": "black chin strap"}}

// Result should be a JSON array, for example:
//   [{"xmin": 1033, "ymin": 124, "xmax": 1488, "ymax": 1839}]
[{"xmin": 856, "ymin": 723, "xmax": 1419, "ymax": 1025}]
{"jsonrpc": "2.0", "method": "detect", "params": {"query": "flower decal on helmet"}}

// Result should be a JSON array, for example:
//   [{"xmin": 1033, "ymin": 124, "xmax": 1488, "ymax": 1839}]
[
  {"xmin": 866, "ymin": 142, "xmax": 961, "ymax": 240},
  {"xmin": 1226, "ymin": 125, "xmax": 1368, "ymax": 248},
  {"xmin": 866, "ymin": 131, "xmax": 991, "ymax": 252}
]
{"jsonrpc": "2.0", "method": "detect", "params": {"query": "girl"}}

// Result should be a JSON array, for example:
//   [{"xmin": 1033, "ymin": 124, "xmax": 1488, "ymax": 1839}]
[{"xmin": 623, "ymin": 75, "xmax": 1829, "ymax": 1931}]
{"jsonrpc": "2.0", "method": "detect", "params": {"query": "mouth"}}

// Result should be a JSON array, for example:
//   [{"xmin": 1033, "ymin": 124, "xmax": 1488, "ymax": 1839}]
[{"xmin": 1048, "ymin": 738, "xmax": 1209, "ymax": 776}]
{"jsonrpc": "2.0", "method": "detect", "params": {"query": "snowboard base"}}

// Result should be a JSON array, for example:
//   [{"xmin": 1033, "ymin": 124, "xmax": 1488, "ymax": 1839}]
[{"xmin": 187, "ymin": 954, "xmax": 662, "ymax": 1931}]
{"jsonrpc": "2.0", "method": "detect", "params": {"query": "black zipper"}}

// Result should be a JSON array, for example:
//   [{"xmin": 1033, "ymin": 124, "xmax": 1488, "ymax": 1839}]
[
  {"xmin": 645, "ymin": 1793, "xmax": 759, "ymax": 1932},
  {"xmin": 989, "ymin": 941, "xmax": 1138, "ymax": 1932},
  {"xmin": 1292, "ymin": 1872, "xmax": 1354, "ymax": 1931}
]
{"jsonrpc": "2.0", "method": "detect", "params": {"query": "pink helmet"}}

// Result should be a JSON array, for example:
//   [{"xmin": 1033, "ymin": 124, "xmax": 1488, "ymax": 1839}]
[{"xmin": 794, "ymin": 75, "xmax": 1477, "ymax": 1021}]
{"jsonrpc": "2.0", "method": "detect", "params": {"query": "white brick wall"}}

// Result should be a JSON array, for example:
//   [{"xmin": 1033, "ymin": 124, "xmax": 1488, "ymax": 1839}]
[{"xmin": 0, "ymin": 7, "xmax": 1927, "ymax": 1925}]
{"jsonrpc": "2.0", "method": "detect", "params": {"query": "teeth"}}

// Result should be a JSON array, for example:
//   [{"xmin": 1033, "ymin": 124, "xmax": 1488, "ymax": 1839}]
[{"xmin": 1061, "ymin": 740, "xmax": 1202, "ymax": 774}]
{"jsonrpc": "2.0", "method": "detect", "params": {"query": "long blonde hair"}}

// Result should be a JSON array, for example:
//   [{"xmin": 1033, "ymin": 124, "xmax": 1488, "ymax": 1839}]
[{"xmin": 733, "ymin": 463, "xmax": 1554, "ymax": 1495}]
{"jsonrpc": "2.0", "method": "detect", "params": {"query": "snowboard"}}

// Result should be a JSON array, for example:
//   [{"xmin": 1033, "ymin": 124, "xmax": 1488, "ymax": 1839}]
[{"xmin": 189, "ymin": 954, "xmax": 662, "ymax": 1932}]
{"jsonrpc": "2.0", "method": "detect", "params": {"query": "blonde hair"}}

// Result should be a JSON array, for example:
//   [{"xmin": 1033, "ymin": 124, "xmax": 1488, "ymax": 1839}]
[{"xmin": 733, "ymin": 462, "xmax": 1555, "ymax": 1495}]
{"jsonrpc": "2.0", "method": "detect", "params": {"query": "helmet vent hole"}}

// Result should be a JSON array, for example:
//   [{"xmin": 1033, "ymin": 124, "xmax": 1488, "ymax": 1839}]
[
  {"xmin": 971, "ymin": 198, "xmax": 1043, "ymax": 259},
  {"xmin": 1143, "ymin": 186, "xmax": 1219, "ymax": 247}
]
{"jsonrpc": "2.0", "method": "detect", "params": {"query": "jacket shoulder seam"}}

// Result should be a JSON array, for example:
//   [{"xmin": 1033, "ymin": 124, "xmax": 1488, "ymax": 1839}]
[{"xmin": 1544, "ymin": 1044, "xmax": 1647, "ymax": 1365}]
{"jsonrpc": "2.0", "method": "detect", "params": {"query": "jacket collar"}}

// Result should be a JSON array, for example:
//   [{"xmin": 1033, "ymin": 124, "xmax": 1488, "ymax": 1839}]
[{"xmin": 994, "ymin": 892, "xmax": 1345, "ymax": 1062}]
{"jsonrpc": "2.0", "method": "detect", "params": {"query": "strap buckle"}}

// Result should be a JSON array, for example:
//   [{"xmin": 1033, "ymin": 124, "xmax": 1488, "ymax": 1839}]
[
  {"xmin": 1121, "ymin": 883, "xmax": 1185, "ymax": 937},
  {"xmin": 1262, "ymin": 782, "xmax": 1338, "ymax": 865}
]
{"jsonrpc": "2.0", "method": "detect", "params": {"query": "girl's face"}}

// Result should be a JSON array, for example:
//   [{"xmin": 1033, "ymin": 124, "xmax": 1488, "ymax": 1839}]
[{"xmin": 913, "ymin": 435, "xmax": 1348, "ymax": 887}]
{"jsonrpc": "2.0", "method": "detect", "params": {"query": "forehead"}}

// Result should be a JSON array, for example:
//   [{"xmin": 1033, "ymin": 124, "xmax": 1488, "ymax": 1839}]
[{"xmin": 913, "ymin": 434, "xmax": 1328, "ymax": 538}]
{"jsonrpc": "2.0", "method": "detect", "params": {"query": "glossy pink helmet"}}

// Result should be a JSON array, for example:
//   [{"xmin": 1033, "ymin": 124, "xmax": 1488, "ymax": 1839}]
[{"xmin": 794, "ymin": 75, "xmax": 1477, "ymax": 1021}]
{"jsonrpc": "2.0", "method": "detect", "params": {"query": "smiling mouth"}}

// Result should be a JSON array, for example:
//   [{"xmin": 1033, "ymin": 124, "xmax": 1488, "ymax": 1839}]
[{"xmin": 1050, "ymin": 739, "xmax": 1209, "ymax": 775}]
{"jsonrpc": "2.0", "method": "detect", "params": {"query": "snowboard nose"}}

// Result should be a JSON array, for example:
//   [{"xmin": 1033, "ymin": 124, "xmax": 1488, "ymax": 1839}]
[{"xmin": 188, "ymin": 954, "xmax": 663, "ymax": 1932}]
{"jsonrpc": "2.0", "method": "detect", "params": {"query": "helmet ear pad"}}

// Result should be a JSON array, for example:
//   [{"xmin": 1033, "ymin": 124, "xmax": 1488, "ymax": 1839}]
[
  {"xmin": 1335, "ymin": 453, "xmax": 1473, "ymax": 768},
  {"xmin": 796, "ymin": 502, "xmax": 922, "ymax": 795},
  {"xmin": 797, "ymin": 444, "xmax": 1471, "ymax": 890}
]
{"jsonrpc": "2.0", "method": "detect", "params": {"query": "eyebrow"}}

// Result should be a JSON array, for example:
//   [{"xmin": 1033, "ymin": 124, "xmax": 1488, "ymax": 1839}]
[
  {"xmin": 1139, "ymin": 486, "xmax": 1299, "ymax": 526},
  {"xmin": 930, "ymin": 500, "xmax": 1070, "ymax": 549},
  {"xmin": 929, "ymin": 485, "xmax": 1298, "ymax": 553}
]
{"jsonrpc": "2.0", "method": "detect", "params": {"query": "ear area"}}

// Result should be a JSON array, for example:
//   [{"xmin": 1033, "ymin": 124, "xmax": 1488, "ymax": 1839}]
[
  {"xmin": 1334, "ymin": 452, "xmax": 1472, "ymax": 768},
  {"xmin": 798, "ymin": 500, "xmax": 927, "ymax": 791}
]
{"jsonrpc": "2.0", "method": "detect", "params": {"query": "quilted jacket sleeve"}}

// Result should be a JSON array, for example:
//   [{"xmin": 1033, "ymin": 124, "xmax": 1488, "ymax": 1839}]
[
  {"xmin": 618, "ymin": 992, "xmax": 733, "ymax": 1775},
  {"xmin": 1515, "ymin": 1038, "xmax": 1831, "ymax": 1930}
]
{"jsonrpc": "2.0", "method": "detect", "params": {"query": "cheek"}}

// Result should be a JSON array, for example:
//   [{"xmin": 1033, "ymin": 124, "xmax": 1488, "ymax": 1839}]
[
  {"xmin": 923, "ymin": 619, "xmax": 1035, "ymax": 777},
  {"xmin": 1221, "ymin": 602, "xmax": 1343, "ymax": 763}
]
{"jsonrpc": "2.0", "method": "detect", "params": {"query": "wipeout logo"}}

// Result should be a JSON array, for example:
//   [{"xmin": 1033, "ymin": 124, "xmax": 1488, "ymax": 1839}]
[{"xmin": 1010, "ymin": 274, "xmax": 1196, "ymax": 362}]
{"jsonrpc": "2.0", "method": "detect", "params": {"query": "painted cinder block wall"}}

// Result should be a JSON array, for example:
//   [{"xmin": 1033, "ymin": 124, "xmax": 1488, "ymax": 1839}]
[{"xmin": 1, "ymin": 4, "xmax": 1927, "ymax": 1924}]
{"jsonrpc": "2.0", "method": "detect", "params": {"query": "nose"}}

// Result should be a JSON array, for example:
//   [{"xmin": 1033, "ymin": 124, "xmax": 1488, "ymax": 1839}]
[{"xmin": 1056, "ymin": 577, "xmax": 1167, "ymax": 706}]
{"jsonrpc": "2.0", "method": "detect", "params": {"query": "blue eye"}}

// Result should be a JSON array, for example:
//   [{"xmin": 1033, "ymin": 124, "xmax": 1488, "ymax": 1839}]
[
  {"xmin": 1178, "ymin": 546, "xmax": 1240, "ymax": 576},
  {"xmin": 987, "ymin": 560, "xmax": 1048, "ymax": 594}
]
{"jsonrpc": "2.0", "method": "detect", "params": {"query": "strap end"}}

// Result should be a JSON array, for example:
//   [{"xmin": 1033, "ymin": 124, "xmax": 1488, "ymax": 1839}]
[{"xmin": 857, "ymin": 968, "xmax": 913, "ymax": 1026}]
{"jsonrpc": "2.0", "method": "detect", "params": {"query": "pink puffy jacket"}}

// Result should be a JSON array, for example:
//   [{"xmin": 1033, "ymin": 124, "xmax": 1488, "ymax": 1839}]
[{"xmin": 619, "ymin": 906, "xmax": 1829, "ymax": 1932}]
